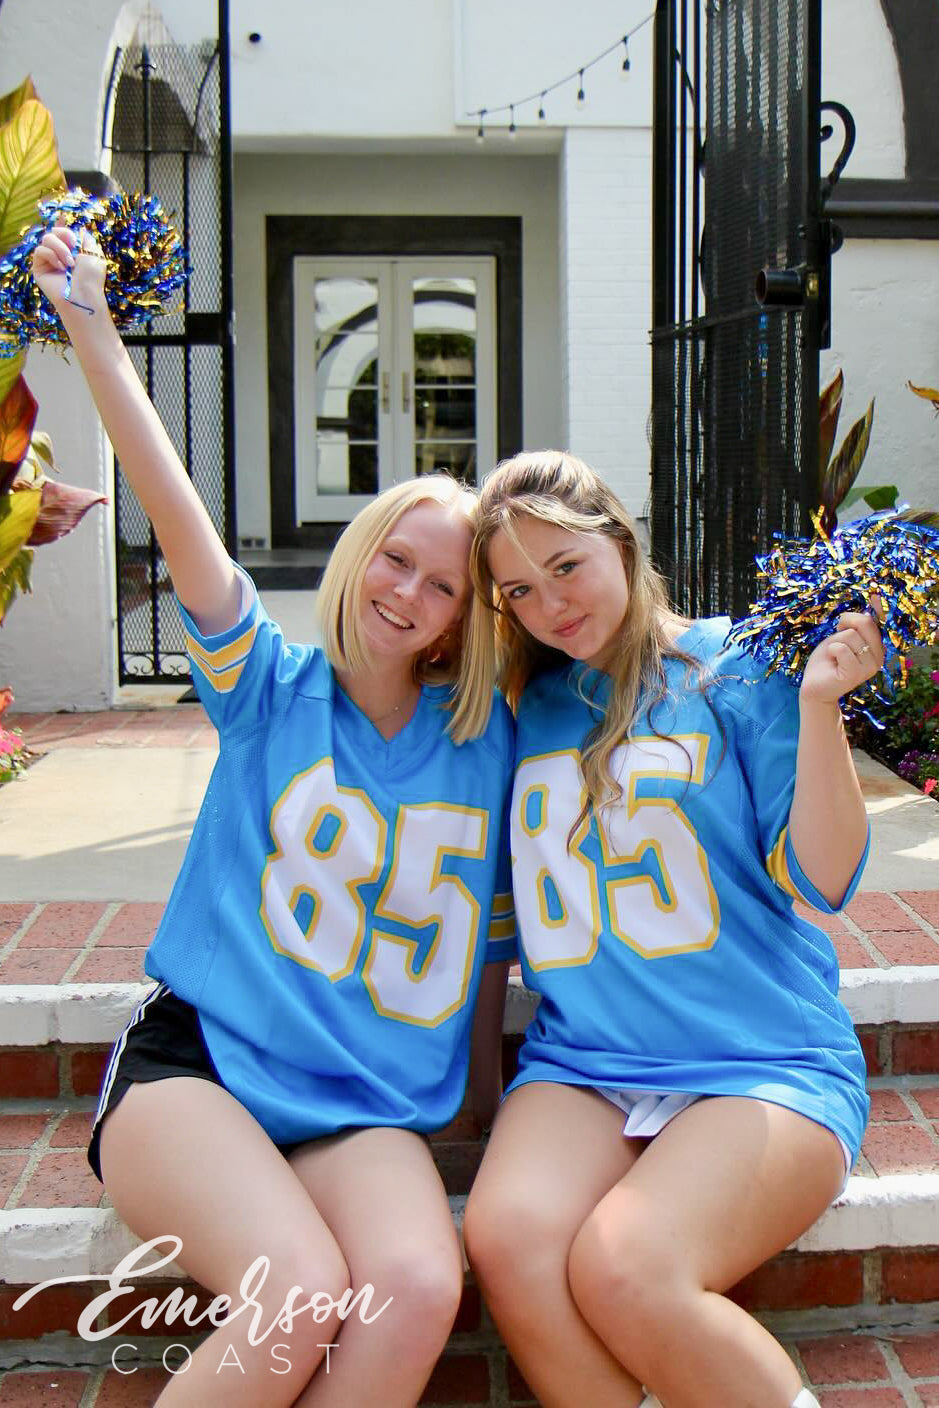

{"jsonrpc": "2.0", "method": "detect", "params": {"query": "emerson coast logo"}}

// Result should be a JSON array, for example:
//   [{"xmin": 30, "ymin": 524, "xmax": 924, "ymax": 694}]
[{"xmin": 13, "ymin": 1236, "xmax": 393, "ymax": 1377}]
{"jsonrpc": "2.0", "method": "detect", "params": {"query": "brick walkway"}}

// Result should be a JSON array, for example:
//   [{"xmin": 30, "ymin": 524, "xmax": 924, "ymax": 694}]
[{"xmin": 6, "ymin": 707, "xmax": 215, "ymax": 753}]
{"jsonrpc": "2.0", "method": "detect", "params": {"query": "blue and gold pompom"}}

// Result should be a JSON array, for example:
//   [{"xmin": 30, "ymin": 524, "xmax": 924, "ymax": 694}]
[
  {"xmin": 726, "ymin": 509, "xmax": 939, "ymax": 722},
  {"xmin": 0, "ymin": 187, "xmax": 188, "ymax": 355}
]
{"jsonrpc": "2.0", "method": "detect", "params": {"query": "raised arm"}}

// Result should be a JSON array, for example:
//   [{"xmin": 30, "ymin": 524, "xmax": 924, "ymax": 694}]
[
  {"xmin": 31, "ymin": 227, "xmax": 240, "ymax": 634},
  {"xmin": 788, "ymin": 606, "xmax": 884, "ymax": 907}
]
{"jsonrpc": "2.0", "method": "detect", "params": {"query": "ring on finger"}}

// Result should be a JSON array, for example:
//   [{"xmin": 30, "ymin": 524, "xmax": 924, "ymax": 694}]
[{"xmin": 857, "ymin": 644, "xmax": 871, "ymax": 656}]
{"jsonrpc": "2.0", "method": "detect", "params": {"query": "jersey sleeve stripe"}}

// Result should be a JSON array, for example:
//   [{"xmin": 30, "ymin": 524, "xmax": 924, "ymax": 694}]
[
  {"xmin": 186, "ymin": 617, "xmax": 259, "ymax": 675},
  {"xmin": 765, "ymin": 826, "xmax": 802, "ymax": 902},
  {"xmin": 491, "ymin": 892, "xmax": 514, "ymax": 917},
  {"xmin": 488, "ymin": 916, "xmax": 516, "ymax": 940}
]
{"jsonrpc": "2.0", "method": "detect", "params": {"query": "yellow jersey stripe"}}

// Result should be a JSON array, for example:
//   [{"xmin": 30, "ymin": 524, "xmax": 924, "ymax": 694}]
[
  {"xmin": 765, "ymin": 827, "xmax": 802, "ymax": 902},
  {"xmin": 186, "ymin": 617, "xmax": 259, "ymax": 674}
]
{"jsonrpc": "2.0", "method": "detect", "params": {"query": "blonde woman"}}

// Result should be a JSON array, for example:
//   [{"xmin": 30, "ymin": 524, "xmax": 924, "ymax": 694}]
[
  {"xmin": 33, "ymin": 227, "xmax": 515, "ymax": 1407},
  {"xmin": 464, "ymin": 452, "xmax": 880, "ymax": 1408}
]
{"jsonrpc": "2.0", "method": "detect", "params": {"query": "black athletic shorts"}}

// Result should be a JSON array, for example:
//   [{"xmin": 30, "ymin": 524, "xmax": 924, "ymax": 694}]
[{"xmin": 87, "ymin": 983, "xmax": 302, "ymax": 1181}]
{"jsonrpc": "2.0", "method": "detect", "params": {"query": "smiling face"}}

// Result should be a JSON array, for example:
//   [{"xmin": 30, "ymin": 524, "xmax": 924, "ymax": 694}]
[
  {"xmin": 357, "ymin": 499, "xmax": 473, "ymax": 665},
  {"xmin": 487, "ymin": 514, "xmax": 629, "ymax": 669}
]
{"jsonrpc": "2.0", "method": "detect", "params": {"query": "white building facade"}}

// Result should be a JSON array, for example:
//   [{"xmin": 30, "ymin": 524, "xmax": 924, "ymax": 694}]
[{"xmin": 0, "ymin": 0, "xmax": 935, "ymax": 708}]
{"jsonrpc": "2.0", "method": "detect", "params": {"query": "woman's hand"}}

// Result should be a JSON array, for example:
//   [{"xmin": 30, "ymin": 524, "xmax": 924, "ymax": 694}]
[
  {"xmin": 31, "ymin": 225, "xmax": 107, "ymax": 320},
  {"xmin": 799, "ymin": 602, "xmax": 885, "ymax": 708}
]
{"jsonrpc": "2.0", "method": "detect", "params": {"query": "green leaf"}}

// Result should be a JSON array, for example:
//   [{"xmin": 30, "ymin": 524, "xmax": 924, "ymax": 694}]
[
  {"xmin": 840, "ymin": 483, "xmax": 898, "ymax": 512},
  {"xmin": 29, "ymin": 431, "xmax": 54, "ymax": 471},
  {"xmin": 0, "ymin": 375, "xmax": 38, "ymax": 493},
  {"xmin": 0, "ymin": 484, "xmax": 41, "ymax": 577},
  {"xmin": 0, "ymin": 77, "xmax": 38, "ymax": 128},
  {"xmin": 0, "ymin": 99, "xmax": 66, "ymax": 257},
  {"xmin": 862, "ymin": 485, "xmax": 899, "ymax": 511},
  {"xmin": 0, "ymin": 543, "xmax": 33, "ymax": 621},
  {"xmin": 818, "ymin": 369, "xmax": 843, "ymax": 488},
  {"xmin": 820, "ymin": 398, "xmax": 875, "ymax": 519},
  {"xmin": 0, "ymin": 345, "xmax": 25, "ymax": 411}
]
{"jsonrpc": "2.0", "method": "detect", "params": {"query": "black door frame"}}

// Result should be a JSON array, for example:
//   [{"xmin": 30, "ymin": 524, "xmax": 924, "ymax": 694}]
[{"xmin": 265, "ymin": 214, "xmax": 522, "ymax": 548}]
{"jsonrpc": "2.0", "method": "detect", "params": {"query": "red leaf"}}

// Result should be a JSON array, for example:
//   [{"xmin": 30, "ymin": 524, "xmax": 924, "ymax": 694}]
[
  {"xmin": 0, "ymin": 376, "xmax": 38, "ymax": 493},
  {"xmin": 25, "ymin": 479, "xmax": 107, "ymax": 546}
]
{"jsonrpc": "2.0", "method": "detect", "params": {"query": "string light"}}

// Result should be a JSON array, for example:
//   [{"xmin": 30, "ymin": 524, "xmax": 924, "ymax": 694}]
[{"xmin": 466, "ymin": 9, "xmax": 653, "ymax": 140}]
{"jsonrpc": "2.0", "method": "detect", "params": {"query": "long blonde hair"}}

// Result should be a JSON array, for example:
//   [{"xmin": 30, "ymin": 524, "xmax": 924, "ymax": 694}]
[
  {"xmin": 318, "ymin": 476, "xmax": 496, "ymax": 742},
  {"xmin": 472, "ymin": 451, "xmax": 708, "ymax": 815}
]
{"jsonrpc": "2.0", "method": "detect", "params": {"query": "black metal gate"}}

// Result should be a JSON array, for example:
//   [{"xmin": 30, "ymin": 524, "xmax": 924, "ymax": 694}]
[
  {"xmin": 651, "ymin": 0, "xmax": 826, "ymax": 619},
  {"xmin": 103, "ymin": 3, "xmax": 235, "ymax": 682}
]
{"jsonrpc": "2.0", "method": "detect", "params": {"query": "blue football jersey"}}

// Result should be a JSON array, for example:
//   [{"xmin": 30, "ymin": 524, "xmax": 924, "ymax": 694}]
[
  {"xmin": 509, "ymin": 618, "xmax": 870, "ymax": 1160},
  {"xmin": 144, "ymin": 570, "xmax": 516, "ymax": 1143}
]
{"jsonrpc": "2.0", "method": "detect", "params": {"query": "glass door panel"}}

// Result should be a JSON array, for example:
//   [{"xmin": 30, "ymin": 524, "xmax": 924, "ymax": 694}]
[{"xmin": 295, "ymin": 258, "xmax": 494, "ymax": 522}]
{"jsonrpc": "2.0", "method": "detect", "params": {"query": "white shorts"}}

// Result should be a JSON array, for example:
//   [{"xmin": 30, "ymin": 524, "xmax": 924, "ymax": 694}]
[{"xmin": 596, "ymin": 1085, "xmax": 853, "ymax": 1183}]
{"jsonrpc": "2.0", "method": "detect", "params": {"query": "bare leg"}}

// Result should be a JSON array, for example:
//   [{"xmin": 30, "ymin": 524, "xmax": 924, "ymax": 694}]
[
  {"xmin": 567, "ymin": 1096, "xmax": 845, "ymax": 1408},
  {"xmin": 464, "ymin": 1082, "xmax": 648, "ymax": 1408},
  {"xmin": 99, "ymin": 1079, "xmax": 350, "ymax": 1406},
  {"xmin": 288, "ymin": 1127, "xmax": 463, "ymax": 1408}
]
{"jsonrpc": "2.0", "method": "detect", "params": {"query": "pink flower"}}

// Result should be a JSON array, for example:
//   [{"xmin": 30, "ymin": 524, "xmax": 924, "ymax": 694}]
[
  {"xmin": 932, "ymin": 670, "xmax": 939, "ymax": 686},
  {"xmin": 925, "ymin": 778, "xmax": 938, "ymax": 796},
  {"xmin": 0, "ymin": 729, "xmax": 20, "ymax": 756}
]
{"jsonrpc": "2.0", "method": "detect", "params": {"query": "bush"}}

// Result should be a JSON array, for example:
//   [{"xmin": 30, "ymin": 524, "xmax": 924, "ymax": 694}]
[{"xmin": 855, "ymin": 651, "xmax": 939, "ymax": 798}]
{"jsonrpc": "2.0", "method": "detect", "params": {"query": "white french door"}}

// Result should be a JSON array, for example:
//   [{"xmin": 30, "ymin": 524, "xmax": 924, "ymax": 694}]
[{"xmin": 293, "ymin": 257, "xmax": 496, "ymax": 522}]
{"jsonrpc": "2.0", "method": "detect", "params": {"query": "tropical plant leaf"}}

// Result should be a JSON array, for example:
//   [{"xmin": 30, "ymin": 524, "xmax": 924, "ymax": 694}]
[
  {"xmin": 13, "ymin": 430, "xmax": 56, "ymax": 488},
  {"xmin": 839, "ymin": 482, "xmax": 896, "ymax": 512},
  {"xmin": 0, "ymin": 375, "xmax": 38, "ymax": 493},
  {"xmin": 818, "ymin": 369, "xmax": 843, "ymax": 487},
  {"xmin": 0, "ymin": 77, "xmax": 38, "ymax": 128},
  {"xmin": 28, "ymin": 431, "xmax": 54, "ymax": 471},
  {"xmin": 0, "ymin": 345, "xmax": 25, "ymax": 411},
  {"xmin": 0, "ymin": 543, "xmax": 33, "ymax": 621},
  {"xmin": 26, "ymin": 479, "xmax": 106, "ymax": 546},
  {"xmin": 0, "ymin": 484, "xmax": 41, "ymax": 576},
  {"xmin": 908, "ymin": 382, "xmax": 939, "ymax": 415},
  {"xmin": 0, "ymin": 99, "xmax": 66, "ymax": 256},
  {"xmin": 820, "ymin": 398, "xmax": 875, "ymax": 520}
]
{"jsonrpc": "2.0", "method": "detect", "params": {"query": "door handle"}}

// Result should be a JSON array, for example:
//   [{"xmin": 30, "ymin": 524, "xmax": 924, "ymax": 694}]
[
  {"xmin": 381, "ymin": 371, "xmax": 390, "ymax": 414},
  {"xmin": 402, "ymin": 372, "xmax": 410, "ymax": 413}
]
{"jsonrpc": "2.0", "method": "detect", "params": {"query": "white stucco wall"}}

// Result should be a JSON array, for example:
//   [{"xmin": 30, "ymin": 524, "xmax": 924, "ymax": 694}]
[{"xmin": 824, "ymin": 242, "xmax": 939, "ymax": 515}]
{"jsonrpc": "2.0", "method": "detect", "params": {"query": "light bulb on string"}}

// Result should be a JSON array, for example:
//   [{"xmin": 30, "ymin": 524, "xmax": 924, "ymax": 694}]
[
  {"xmin": 576, "ymin": 69, "xmax": 586, "ymax": 106},
  {"xmin": 508, "ymin": 104, "xmax": 517, "ymax": 139},
  {"xmin": 620, "ymin": 36, "xmax": 631, "ymax": 76},
  {"xmin": 538, "ymin": 92, "xmax": 546, "ymax": 121},
  {"xmin": 476, "ymin": 109, "xmax": 486, "ymax": 144}
]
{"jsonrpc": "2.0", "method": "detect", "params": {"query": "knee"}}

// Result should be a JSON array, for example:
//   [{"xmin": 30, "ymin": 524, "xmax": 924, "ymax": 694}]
[
  {"xmin": 464, "ymin": 1185, "xmax": 569, "ymax": 1306},
  {"xmin": 364, "ymin": 1246, "xmax": 463, "ymax": 1356},
  {"xmin": 252, "ymin": 1242, "xmax": 352, "ymax": 1339},
  {"xmin": 568, "ymin": 1206, "xmax": 673, "ymax": 1342}
]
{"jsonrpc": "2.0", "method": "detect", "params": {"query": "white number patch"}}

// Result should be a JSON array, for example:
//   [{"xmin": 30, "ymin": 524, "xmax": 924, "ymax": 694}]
[
  {"xmin": 513, "ymin": 737, "xmax": 720, "ymax": 967},
  {"xmin": 260, "ymin": 760, "xmax": 487, "ymax": 1025}
]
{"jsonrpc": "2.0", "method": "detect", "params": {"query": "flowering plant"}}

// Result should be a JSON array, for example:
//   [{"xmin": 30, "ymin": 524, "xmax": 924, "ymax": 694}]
[
  {"xmin": 0, "ymin": 685, "xmax": 28, "ymax": 784},
  {"xmin": 853, "ymin": 652, "xmax": 939, "ymax": 799}
]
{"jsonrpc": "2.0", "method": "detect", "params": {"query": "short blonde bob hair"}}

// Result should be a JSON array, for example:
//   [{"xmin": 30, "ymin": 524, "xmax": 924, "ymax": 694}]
[{"xmin": 317, "ymin": 475, "xmax": 496, "ymax": 743}]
